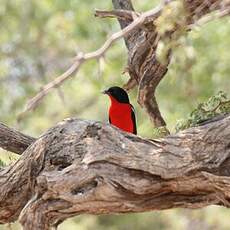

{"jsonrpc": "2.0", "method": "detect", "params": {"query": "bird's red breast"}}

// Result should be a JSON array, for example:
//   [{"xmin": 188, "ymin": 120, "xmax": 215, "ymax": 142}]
[{"xmin": 108, "ymin": 95, "xmax": 136, "ymax": 134}]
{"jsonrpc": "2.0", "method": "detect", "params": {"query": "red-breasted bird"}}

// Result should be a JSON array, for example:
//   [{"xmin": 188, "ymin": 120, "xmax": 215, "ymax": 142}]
[{"xmin": 103, "ymin": 86, "xmax": 137, "ymax": 134}]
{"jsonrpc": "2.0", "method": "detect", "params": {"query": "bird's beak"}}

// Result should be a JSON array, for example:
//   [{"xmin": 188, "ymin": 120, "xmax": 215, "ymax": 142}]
[{"xmin": 102, "ymin": 89, "xmax": 109, "ymax": 95}]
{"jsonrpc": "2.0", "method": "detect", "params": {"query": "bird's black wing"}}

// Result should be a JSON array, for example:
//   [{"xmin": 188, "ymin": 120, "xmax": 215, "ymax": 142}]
[
  {"xmin": 109, "ymin": 116, "xmax": 111, "ymax": 124},
  {"xmin": 131, "ymin": 105, "xmax": 137, "ymax": 134}
]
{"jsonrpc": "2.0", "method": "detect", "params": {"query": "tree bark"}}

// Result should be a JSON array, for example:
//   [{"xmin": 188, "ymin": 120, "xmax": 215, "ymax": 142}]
[
  {"xmin": 0, "ymin": 0, "xmax": 229, "ymax": 229},
  {"xmin": 0, "ymin": 115, "xmax": 229, "ymax": 229},
  {"xmin": 111, "ymin": 0, "xmax": 230, "ymax": 128},
  {"xmin": 112, "ymin": 0, "xmax": 137, "ymax": 50},
  {"xmin": 0, "ymin": 123, "xmax": 36, "ymax": 155}
]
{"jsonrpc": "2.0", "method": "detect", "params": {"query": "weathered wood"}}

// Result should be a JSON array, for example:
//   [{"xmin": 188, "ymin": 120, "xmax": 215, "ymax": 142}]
[
  {"xmin": 0, "ymin": 115, "xmax": 229, "ymax": 229},
  {"xmin": 112, "ymin": 0, "xmax": 137, "ymax": 50},
  {"xmin": 112, "ymin": 0, "xmax": 230, "ymax": 128},
  {"xmin": 0, "ymin": 123, "xmax": 35, "ymax": 155},
  {"xmin": 0, "ymin": 1, "xmax": 229, "ymax": 229}
]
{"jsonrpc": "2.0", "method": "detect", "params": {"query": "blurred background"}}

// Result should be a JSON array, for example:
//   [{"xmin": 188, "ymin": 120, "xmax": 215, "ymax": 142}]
[{"xmin": 0, "ymin": 0, "xmax": 229, "ymax": 229}]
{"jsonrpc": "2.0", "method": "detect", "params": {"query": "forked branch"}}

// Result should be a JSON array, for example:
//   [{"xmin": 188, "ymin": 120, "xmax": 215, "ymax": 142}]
[{"xmin": 21, "ymin": 0, "xmax": 230, "ymax": 130}]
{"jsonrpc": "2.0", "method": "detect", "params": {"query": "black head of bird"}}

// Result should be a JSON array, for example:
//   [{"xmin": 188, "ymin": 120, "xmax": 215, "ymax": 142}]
[{"xmin": 102, "ymin": 86, "xmax": 130, "ymax": 103}]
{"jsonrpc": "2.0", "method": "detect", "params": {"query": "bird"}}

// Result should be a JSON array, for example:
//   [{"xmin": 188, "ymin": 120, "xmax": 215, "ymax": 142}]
[{"xmin": 103, "ymin": 86, "xmax": 137, "ymax": 134}]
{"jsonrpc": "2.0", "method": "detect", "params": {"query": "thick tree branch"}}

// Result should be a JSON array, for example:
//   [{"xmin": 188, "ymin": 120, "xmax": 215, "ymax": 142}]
[
  {"xmin": 111, "ymin": 0, "xmax": 135, "ymax": 29},
  {"xmin": 0, "ymin": 1, "xmax": 229, "ymax": 229},
  {"xmin": 0, "ymin": 114, "xmax": 229, "ymax": 229},
  {"xmin": 21, "ymin": 0, "xmax": 230, "ymax": 129},
  {"xmin": 120, "ymin": 0, "xmax": 230, "ymax": 128},
  {"xmin": 0, "ymin": 123, "xmax": 35, "ymax": 155},
  {"xmin": 21, "ymin": 5, "xmax": 162, "ymax": 115},
  {"xmin": 111, "ymin": 0, "xmax": 140, "ymax": 51}
]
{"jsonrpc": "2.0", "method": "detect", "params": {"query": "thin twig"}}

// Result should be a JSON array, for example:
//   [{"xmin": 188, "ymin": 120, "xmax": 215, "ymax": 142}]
[
  {"xmin": 190, "ymin": 7, "xmax": 230, "ymax": 29},
  {"xmin": 95, "ymin": 8, "xmax": 160, "ymax": 23},
  {"xmin": 95, "ymin": 9, "xmax": 139, "ymax": 20},
  {"xmin": 21, "ymin": 1, "xmax": 230, "ymax": 115},
  {"xmin": 21, "ymin": 5, "xmax": 163, "ymax": 115}
]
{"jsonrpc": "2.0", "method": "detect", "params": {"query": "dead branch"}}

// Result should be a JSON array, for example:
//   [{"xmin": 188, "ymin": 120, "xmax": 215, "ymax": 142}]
[
  {"xmin": 21, "ymin": 5, "xmax": 162, "ymax": 115},
  {"xmin": 0, "ymin": 123, "xmax": 35, "ymax": 155},
  {"xmin": 0, "ymin": 114, "xmax": 229, "ymax": 229},
  {"xmin": 0, "ymin": 1, "xmax": 230, "ymax": 229},
  {"xmin": 115, "ymin": 0, "xmax": 230, "ymax": 128},
  {"xmin": 21, "ymin": 0, "xmax": 230, "ymax": 130},
  {"xmin": 95, "ymin": 9, "xmax": 140, "ymax": 21}
]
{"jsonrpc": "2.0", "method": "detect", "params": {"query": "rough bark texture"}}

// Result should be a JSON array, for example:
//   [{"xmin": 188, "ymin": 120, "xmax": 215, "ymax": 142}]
[
  {"xmin": 0, "ymin": 123, "xmax": 36, "ymax": 155},
  {"xmin": 112, "ymin": 0, "xmax": 136, "ymax": 50},
  {"xmin": 112, "ymin": 0, "xmax": 230, "ymax": 128},
  {"xmin": 0, "ymin": 0, "xmax": 229, "ymax": 229},
  {"xmin": 0, "ymin": 115, "xmax": 229, "ymax": 229}
]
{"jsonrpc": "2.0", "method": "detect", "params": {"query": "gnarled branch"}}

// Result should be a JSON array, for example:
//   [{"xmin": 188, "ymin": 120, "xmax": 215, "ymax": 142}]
[
  {"xmin": 20, "ymin": 4, "xmax": 161, "ymax": 115},
  {"xmin": 0, "ymin": 114, "xmax": 229, "ymax": 229},
  {"xmin": 1, "ymin": 1, "xmax": 229, "ymax": 227},
  {"xmin": 22, "ymin": 0, "xmax": 230, "ymax": 129},
  {"xmin": 114, "ymin": 0, "xmax": 230, "ymax": 128}
]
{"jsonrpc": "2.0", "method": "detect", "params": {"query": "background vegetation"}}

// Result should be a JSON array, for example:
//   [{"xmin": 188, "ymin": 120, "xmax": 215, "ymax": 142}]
[{"xmin": 0, "ymin": 0, "xmax": 229, "ymax": 229}]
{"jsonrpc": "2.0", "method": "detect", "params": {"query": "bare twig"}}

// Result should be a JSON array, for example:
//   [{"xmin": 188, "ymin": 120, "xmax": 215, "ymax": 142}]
[
  {"xmin": 21, "ymin": 0, "xmax": 230, "ymax": 117},
  {"xmin": 95, "ymin": 9, "xmax": 139, "ymax": 20},
  {"xmin": 21, "ymin": 5, "xmax": 163, "ymax": 114},
  {"xmin": 22, "ymin": 58, "xmax": 83, "ymax": 114},
  {"xmin": 95, "ymin": 8, "xmax": 159, "ymax": 23},
  {"xmin": 190, "ymin": 6, "xmax": 230, "ymax": 29}
]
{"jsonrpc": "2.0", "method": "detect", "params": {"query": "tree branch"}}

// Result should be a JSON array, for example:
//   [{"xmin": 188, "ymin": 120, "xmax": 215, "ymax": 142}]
[
  {"xmin": 0, "ymin": 123, "xmax": 35, "ymax": 155},
  {"xmin": 95, "ymin": 9, "xmax": 139, "ymax": 21},
  {"xmin": 121, "ymin": 0, "xmax": 230, "ymax": 128},
  {"xmin": 21, "ymin": 0, "xmax": 230, "ymax": 129},
  {"xmin": 111, "ymin": 0, "xmax": 135, "ymax": 29},
  {"xmin": 1, "ymin": 1, "xmax": 230, "ymax": 229},
  {"xmin": 20, "ymin": 5, "xmax": 162, "ymax": 115},
  {"xmin": 111, "ymin": 0, "xmax": 139, "ymax": 51},
  {"xmin": 0, "ymin": 114, "xmax": 229, "ymax": 229}
]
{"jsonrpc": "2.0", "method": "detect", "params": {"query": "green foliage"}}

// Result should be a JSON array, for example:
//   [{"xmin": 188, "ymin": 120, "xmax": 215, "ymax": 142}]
[
  {"xmin": 0, "ymin": 159, "xmax": 6, "ymax": 167},
  {"xmin": 176, "ymin": 91, "xmax": 230, "ymax": 131},
  {"xmin": 152, "ymin": 126, "xmax": 169, "ymax": 138}
]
